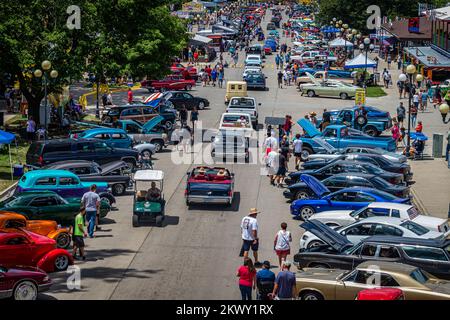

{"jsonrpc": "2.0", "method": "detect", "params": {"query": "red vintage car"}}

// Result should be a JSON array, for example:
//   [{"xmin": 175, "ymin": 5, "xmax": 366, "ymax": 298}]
[
  {"xmin": 0, "ymin": 231, "xmax": 74, "ymax": 273},
  {"xmin": 0, "ymin": 265, "xmax": 51, "ymax": 300},
  {"xmin": 356, "ymin": 288, "xmax": 405, "ymax": 300},
  {"xmin": 185, "ymin": 167, "xmax": 234, "ymax": 206},
  {"xmin": 141, "ymin": 74, "xmax": 196, "ymax": 92},
  {"xmin": 170, "ymin": 63, "xmax": 198, "ymax": 78}
]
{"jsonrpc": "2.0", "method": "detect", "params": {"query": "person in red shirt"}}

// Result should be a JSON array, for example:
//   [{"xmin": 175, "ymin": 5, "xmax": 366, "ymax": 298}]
[
  {"xmin": 236, "ymin": 258, "xmax": 257, "ymax": 300},
  {"xmin": 127, "ymin": 88, "xmax": 133, "ymax": 104},
  {"xmin": 415, "ymin": 121, "xmax": 423, "ymax": 133},
  {"xmin": 193, "ymin": 51, "xmax": 199, "ymax": 65}
]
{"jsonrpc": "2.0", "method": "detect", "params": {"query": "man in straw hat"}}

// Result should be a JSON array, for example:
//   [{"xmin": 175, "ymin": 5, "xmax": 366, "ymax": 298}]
[{"xmin": 240, "ymin": 208, "xmax": 262, "ymax": 268}]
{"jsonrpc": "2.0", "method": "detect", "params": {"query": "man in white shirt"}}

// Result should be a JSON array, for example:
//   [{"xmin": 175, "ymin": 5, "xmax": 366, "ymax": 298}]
[
  {"xmin": 240, "ymin": 208, "xmax": 262, "ymax": 267},
  {"xmin": 292, "ymin": 133, "xmax": 303, "ymax": 170},
  {"xmin": 266, "ymin": 149, "xmax": 278, "ymax": 185},
  {"xmin": 263, "ymin": 132, "xmax": 278, "ymax": 155}
]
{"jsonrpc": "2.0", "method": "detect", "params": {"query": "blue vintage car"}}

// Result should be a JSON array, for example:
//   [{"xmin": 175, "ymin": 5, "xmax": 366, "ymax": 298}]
[
  {"xmin": 75, "ymin": 128, "xmax": 132, "ymax": 149},
  {"xmin": 290, "ymin": 174, "xmax": 409, "ymax": 220},
  {"xmin": 297, "ymin": 119, "xmax": 397, "ymax": 160},
  {"xmin": 264, "ymin": 39, "xmax": 277, "ymax": 52},
  {"xmin": 16, "ymin": 170, "xmax": 116, "ymax": 205},
  {"xmin": 316, "ymin": 106, "xmax": 393, "ymax": 137}
]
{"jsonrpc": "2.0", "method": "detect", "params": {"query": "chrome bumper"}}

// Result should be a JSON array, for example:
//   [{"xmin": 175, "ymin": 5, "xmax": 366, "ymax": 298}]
[{"xmin": 186, "ymin": 195, "xmax": 232, "ymax": 204}]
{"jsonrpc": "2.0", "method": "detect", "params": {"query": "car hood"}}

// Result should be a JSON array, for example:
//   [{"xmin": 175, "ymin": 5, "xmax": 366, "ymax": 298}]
[
  {"xmin": 300, "ymin": 174, "xmax": 330, "ymax": 197},
  {"xmin": 143, "ymin": 115, "xmax": 165, "ymax": 131},
  {"xmin": 310, "ymin": 210, "xmax": 354, "ymax": 221},
  {"xmin": 300, "ymin": 220, "xmax": 353, "ymax": 252},
  {"xmin": 298, "ymin": 118, "xmax": 321, "ymax": 137},
  {"xmin": 413, "ymin": 215, "xmax": 448, "ymax": 228},
  {"xmin": 297, "ymin": 268, "xmax": 344, "ymax": 281},
  {"xmin": 100, "ymin": 160, "xmax": 128, "ymax": 174}
]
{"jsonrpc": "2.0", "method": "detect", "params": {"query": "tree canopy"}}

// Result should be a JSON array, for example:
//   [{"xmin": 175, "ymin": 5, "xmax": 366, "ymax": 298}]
[{"xmin": 0, "ymin": 0, "xmax": 188, "ymax": 122}]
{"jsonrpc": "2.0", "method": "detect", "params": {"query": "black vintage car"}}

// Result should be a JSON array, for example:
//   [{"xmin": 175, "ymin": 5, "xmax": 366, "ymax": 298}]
[
  {"xmin": 163, "ymin": 91, "xmax": 209, "ymax": 110},
  {"xmin": 45, "ymin": 160, "xmax": 132, "ymax": 196},
  {"xmin": 294, "ymin": 220, "xmax": 450, "ymax": 280},
  {"xmin": 302, "ymin": 154, "xmax": 412, "ymax": 181},
  {"xmin": 26, "ymin": 139, "xmax": 139, "ymax": 169},
  {"xmin": 287, "ymin": 161, "xmax": 404, "ymax": 186},
  {"xmin": 283, "ymin": 173, "xmax": 410, "ymax": 201}
]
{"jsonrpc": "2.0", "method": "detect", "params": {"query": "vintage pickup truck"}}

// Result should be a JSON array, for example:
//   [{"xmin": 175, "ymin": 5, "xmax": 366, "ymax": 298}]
[
  {"xmin": 316, "ymin": 106, "xmax": 393, "ymax": 137},
  {"xmin": 185, "ymin": 167, "xmax": 235, "ymax": 206},
  {"xmin": 297, "ymin": 119, "xmax": 396, "ymax": 160}
]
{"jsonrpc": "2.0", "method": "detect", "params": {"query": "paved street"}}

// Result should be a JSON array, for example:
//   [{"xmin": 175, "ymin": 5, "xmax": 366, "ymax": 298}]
[{"xmin": 41, "ymin": 12, "xmax": 450, "ymax": 301}]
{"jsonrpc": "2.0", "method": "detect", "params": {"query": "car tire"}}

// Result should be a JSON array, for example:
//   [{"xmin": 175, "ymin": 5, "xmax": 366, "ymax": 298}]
[
  {"xmin": 102, "ymin": 116, "xmax": 112, "ymax": 124},
  {"xmin": 153, "ymin": 140, "xmax": 164, "ymax": 152},
  {"xmin": 356, "ymin": 115, "xmax": 368, "ymax": 127},
  {"xmin": 13, "ymin": 281, "xmax": 38, "ymax": 301},
  {"xmin": 300, "ymin": 291, "xmax": 324, "ymax": 301},
  {"xmin": 198, "ymin": 101, "xmax": 205, "ymax": 110},
  {"xmin": 307, "ymin": 90, "xmax": 315, "ymax": 97},
  {"xmin": 100, "ymin": 195, "xmax": 112, "ymax": 207},
  {"xmin": 132, "ymin": 215, "xmax": 140, "ymax": 227},
  {"xmin": 112, "ymin": 183, "xmax": 126, "ymax": 196},
  {"xmin": 299, "ymin": 206, "xmax": 315, "ymax": 221},
  {"xmin": 164, "ymin": 121, "xmax": 174, "ymax": 130},
  {"xmin": 54, "ymin": 254, "xmax": 70, "ymax": 271},
  {"xmin": 55, "ymin": 232, "xmax": 71, "ymax": 249},
  {"xmin": 185, "ymin": 84, "xmax": 192, "ymax": 91},
  {"xmin": 301, "ymin": 146, "xmax": 313, "ymax": 161},
  {"xmin": 141, "ymin": 149, "xmax": 154, "ymax": 159},
  {"xmin": 363, "ymin": 126, "xmax": 379, "ymax": 137},
  {"xmin": 307, "ymin": 240, "xmax": 324, "ymax": 249},
  {"xmin": 340, "ymin": 92, "xmax": 348, "ymax": 100},
  {"xmin": 295, "ymin": 190, "xmax": 311, "ymax": 200}
]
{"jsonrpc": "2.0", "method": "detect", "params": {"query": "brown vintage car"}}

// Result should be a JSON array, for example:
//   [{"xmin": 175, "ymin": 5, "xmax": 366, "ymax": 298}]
[
  {"xmin": 296, "ymin": 261, "xmax": 450, "ymax": 300},
  {"xmin": 0, "ymin": 211, "xmax": 71, "ymax": 249}
]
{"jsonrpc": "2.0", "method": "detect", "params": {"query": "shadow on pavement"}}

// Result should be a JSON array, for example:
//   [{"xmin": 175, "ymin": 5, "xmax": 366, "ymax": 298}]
[{"xmin": 187, "ymin": 191, "xmax": 241, "ymax": 212}]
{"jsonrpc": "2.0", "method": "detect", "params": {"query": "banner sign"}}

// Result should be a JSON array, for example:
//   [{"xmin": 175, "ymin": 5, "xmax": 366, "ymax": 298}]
[{"xmin": 408, "ymin": 17, "xmax": 420, "ymax": 33}]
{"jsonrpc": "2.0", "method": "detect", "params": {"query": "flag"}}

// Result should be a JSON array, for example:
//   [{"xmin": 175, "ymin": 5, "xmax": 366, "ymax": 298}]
[{"xmin": 144, "ymin": 92, "xmax": 163, "ymax": 104}]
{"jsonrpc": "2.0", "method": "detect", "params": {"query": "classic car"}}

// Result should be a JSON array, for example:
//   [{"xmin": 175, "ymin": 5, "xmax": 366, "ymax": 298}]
[
  {"xmin": 169, "ymin": 63, "xmax": 198, "ymax": 80},
  {"xmin": 297, "ymin": 120, "xmax": 397, "ymax": 160},
  {"xmin": 211, "ymin": 131, "xmax": 250, "ymax": 163},
  {"xmin": 226, "ymin": 97, "xmax": 259, "ymax": 128},
  {"xmin": 307, "ymin": 202, "xmax": 450, "ymax": 234},
  {"xmin": 295, "ymin": 71, "xmax": 351, "ymax": 86},
  {"xmin": 296, "ymin": 68, "xmax": 353, "ymax": 79},
  {"xmin": 218, "ymin": 112, "xmax": 254, "ymax": 137},
  {"xmin": 307, "ymin": 145, "xmax": 407, "ymax": 163},
  {"xmin": 26, "ymin": 139, "xmax": 139, "ymax": 170},
  {"xmin": 264, "ymin": 39, "xmax": 277, "ymax": 52},
  {"xmin": 0, "ymin": 266, "xmax": 51, "ymax": 300},
  {"xmin": 294, "ymin": 220, "xmax": 450, "ymax": 280},
  {"xmin": 289, "ymin": 175, "xmax": 410, "ymax": 220},
  {"xmin": 0, "ymin": 191, "xmax": 111, "ymax": 226},
  {"xmin": 302, "ymin": 154, "xmax": 412, "ymax": 181},
  {"xmin": 140, "ymin": 74, "xmax": 196, "ymax": 92},
  {"xmin": 114, "ymin": 116, "xmax": 169, "ymax": 152},
  {"xmin": 0, "ymin": 211, "xmax": 71, "ymax": 249},
  {"xmin": 247, "ymin": 44, "xmax": 265, "ymax": 58},
  {"xmin": 161, "ymin": 91, "xmax": 209, "ymax": 110},
  {"xmin": 300, "ymin": 79, "xmax": 358, "ymax": 100},
  {"xmin": 287, "ymin": 160, "xmax": 405, "ymax": 186},
  {"xmin": 263, "ymin": 45, "xmax": 273, "ymax": 55},
  {"xmin": 16, "ymin": 170, "xmax": 116, "ymax": 205},
  {"xmin": 296, "ymin": 261, "xmax": 450, "ymax": 300},
  {"xmin": 283, "ymin": 173, "xmax": 410, "ymax": 201},
  {"xmin": 299, "ymin": 216, "xmax": 444, "ymax": 249},
  {"xmin": 245, "ymin": 73, "xmax": 267, "ymax": 90},
  {"xmin": 242, "ymin": 67, "xmax": 263, "ymax": 79},
  {"xmin": 0, "ymin": 230, "xmax": 74, "ymax": 273},
  {"xmin": 46, "ymin": 160, "xmax": 132, "ymax": 196},
  {"xmin": 185, "ymin": 167, "xmax": 234, "ymax": 206},
  {"xmin": 72, "ymin": 128, "xmax": 132, "ymax": 149}
]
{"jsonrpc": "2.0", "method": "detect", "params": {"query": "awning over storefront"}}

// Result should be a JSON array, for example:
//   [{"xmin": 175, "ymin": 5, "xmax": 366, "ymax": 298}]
[
  {"xmin": 404, "ymin": 46, "xmax": 450, "ymax": 68},
  {"xmin": 189, "ymin": 34, "xmax": 213, "ymax": 46}
]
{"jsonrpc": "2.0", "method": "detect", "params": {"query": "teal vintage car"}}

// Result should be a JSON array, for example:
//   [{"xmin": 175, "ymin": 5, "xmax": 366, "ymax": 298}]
[
  {"xmin": 300, "ymin": 76, "xmax": 358, "ymax": 100},
  {"xmin": 0, "ymin": 191, "xmax": 111, "ymax": 226}
]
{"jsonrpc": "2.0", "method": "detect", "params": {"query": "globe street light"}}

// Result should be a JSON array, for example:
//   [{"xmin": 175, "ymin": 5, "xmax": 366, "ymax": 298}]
[
  {"xmin": 439, "ymin": 103, "xmax": 449, "ymax": 123},
  {"xmin": 405, "ymin": 64, "xmax": 417, "ymax": 155},
  {"xmin": 416, "ymin": 74, "xmax": 424, "ymax": 88},
  {"xmin": 360, "ymin": 38, "xmax": 373, "ymax": 89}
]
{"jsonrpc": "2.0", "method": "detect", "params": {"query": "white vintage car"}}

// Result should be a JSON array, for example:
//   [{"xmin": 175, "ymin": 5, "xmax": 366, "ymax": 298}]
[{"xmin": 300, "ymin": 215, "xmax": 446, "ymax": 249}]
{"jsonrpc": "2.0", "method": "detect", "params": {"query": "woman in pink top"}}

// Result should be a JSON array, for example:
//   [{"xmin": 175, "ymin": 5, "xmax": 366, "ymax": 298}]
[
  {"xmin": 391, "ymin": 120, "xmax": 401, "ymax": 148},
  {"xmin": 236, "ymin": 257, "xmax": 256, "ymax": 300}
]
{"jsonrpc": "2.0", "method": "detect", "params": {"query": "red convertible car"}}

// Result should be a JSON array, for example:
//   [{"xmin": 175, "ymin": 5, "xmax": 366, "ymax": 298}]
[
  {"xmin": 0, "ymin": 265, "xmax": 51, "ymax": 300},
  {"xmin": 0, "ymin": 231, "xmax": 74, "ymax": 273},
  {"xmin": 170, "ymin": 63, "xmax": 198, "ymax": 79},
  {"xmin": 185, "ymin": 167, "xmax": 234, "ymax": 206},
  {"xmin": 141, "ymin": 75, "xmax": 196, "ymax": 92}
]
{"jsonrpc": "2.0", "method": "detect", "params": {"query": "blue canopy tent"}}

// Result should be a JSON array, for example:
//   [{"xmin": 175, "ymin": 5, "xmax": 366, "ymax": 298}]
[
  {"xmin": 321, "ymin": 27, "xmax": 341, "ymax": 33},
  {"xmin": 0, "ymin": 130, "xmax": 16, "ymax": 180}
]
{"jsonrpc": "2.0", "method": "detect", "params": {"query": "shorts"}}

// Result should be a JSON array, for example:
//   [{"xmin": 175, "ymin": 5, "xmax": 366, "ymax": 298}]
[
  {"xmin": 73, "ymin": 235, "xmax": 85, "ymax": 248},
  {"xmin": 397, "ymin": 116, "xmax": 404, "ymax": 122},
  {"xmin": 276, "ymin": 249, "xmax": 290, "ymax": 256},
  {"xmin": 294, "ymin": 152, "xmax": 302, "ymax": 158},
  {"xmin": 242, "ymin": 239, "xmax": 259, "ymax": 252},
  {"xmin": 276, "ymin": 167, "xmax": 287, "ymax": 176}
]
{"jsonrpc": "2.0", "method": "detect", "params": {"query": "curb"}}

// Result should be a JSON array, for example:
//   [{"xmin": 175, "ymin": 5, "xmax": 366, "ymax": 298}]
[
  {"xmin": 410, "ymin": 186, "xmax": 428, "ymax": 215},
  {"xmin": 0, "ymin": 181, "xmax": 18, "ymax": 201}
]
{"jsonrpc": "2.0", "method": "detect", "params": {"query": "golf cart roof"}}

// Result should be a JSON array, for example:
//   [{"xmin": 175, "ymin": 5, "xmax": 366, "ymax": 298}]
[{"xmin": 134, "ymin": 170, "xmax": 164, "ymax": 181}]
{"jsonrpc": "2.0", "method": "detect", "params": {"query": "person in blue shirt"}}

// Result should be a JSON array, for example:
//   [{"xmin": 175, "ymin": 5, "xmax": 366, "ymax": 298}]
[{"xmin": 256, "ymin": 261, "xmax": 275, "ymax": 300}]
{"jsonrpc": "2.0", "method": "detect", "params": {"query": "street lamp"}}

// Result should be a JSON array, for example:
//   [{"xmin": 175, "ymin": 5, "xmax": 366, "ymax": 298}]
[
  {"xmin": 416, "ymin": 74, "xmax": 424, "ymax": 89},
  {"xmin": 359, "ymin": 38, "xmax": 374, "ymax": 88},
  {"xmin": 439, "ymin": 103, "xmax": 449, "ymax": 123},
  {"xmin": 405, "ymin": 64, "xmax": 417, "ymax": 155},
  {"xmin": 33, "ymin": 60, "xmax": 58, "ymax": 140}
]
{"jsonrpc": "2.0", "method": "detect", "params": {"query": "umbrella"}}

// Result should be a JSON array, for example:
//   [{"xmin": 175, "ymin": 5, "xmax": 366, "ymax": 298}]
[
  {"xmin": 410, "ymin": 132, "xmax": 428, "ymax": 141},
  {"xmin": 0, "ymin": 130, "xmax": 16, "ymax": 180}
]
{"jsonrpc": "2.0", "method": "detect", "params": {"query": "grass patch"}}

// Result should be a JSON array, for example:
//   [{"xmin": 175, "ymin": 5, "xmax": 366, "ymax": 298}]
[
  {"xmin": 81, "ymin": 114, "xmax": 102, "ymax": 123},
  {"xmin": 366, "ymin": 86, "xmax": 387, "ymax": 98},
  {"xmin": 0, "ymin": 142, "xmax": 29, "ymax": 193}
]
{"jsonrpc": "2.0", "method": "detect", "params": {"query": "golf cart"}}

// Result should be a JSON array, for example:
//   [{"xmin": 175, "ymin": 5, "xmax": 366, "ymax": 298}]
[{"xmin": 132, "ymin": 170, "xmax": 165, "ymax": 227}]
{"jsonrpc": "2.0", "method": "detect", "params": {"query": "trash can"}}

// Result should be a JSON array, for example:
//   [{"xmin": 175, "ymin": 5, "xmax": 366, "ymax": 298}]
[
  {"xmin": 13, "ymin": 164, "xmax": 24, "ymax": 177},
  {"xmin": 432, "ymin": 133, "xmax": 444, "ymax": 158}
]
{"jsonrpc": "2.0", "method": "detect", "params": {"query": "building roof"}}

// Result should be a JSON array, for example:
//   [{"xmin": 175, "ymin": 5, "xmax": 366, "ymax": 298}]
[
  {"xmin": 423, "ymin": 5, "xmax": 450, "ymax": 21},
  {"xmin": 381, "ymin": 16, "xmax": 431, "ymax": 41},
  {"xmin": 404, "ymin": 46, "xmax": 450, "ymax": 68}
]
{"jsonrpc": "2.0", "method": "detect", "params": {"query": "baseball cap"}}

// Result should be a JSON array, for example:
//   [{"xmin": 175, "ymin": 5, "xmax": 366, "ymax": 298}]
[{"xmin": 263, "ymin": 260, "xmax": 271, "ymax": 268}]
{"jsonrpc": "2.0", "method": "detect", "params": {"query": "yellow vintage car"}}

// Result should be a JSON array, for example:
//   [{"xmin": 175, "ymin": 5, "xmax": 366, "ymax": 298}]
[
  {"xmin": 0, "ymin": 212, "xmax": 71, "ymax": 249},
  {"xmin": 296, "ymin": 261, "xmax": 450, "ymax": 300},
  {"xmin": 225, "ymin": 81, "xmax": 247, "ymax": 104}
]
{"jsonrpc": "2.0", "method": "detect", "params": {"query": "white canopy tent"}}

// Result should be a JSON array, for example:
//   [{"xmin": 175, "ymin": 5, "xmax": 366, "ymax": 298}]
[
  {"xmin": 328, "ymin": 37, "xmax": 354, "ymax": 48},
  {"xmin": 344, "ymin": 53, "xmax": 376, "ymax": 69}
]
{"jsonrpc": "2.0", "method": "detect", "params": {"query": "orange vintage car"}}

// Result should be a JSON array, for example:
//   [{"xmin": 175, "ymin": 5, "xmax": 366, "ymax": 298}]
[{"xmin": 0, "ymin": 211, "xmax": 71, "ymax": 249}]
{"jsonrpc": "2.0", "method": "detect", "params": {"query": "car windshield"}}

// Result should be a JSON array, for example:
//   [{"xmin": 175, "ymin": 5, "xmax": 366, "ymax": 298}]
[
  {"xmin": 3, "ymin": 196, "xmax": 25, "ymax": 207},
  {"xmin": 230, "ymin": 98, "xmax": 255, "ymax": 107},
  {"xmin": 400, "ymin": 221, "xmax": 429, "ymax": 236},
  {"xmin": 361, "ymin": 163, "xmax": 384, "ymax": 175},
  {"xmin": 368, "ymin": 188, "xmax": 399, "ymax": 200},
  {"xmin": 410, "ymin": 268, "xmax": 429, "ymax": 284},
  {"xmin": 349, "ymin": 207, "xmax": 368, "ymax": 218}
]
